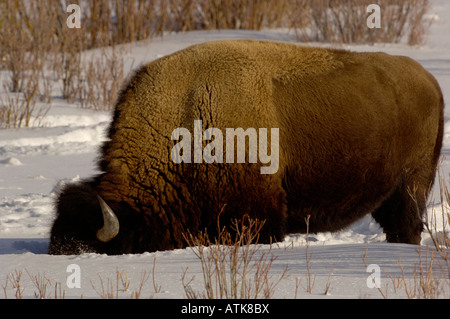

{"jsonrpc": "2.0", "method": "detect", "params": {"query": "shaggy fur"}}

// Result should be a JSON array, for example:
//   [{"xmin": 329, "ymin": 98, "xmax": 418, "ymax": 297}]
[{"xmin": 49, "ymin": 40, "xmax": 444, "ymax": 255}]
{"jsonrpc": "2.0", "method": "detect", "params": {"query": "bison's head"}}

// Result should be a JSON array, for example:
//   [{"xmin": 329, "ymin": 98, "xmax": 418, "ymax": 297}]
[{"xmin": 48, "ymin": 181, "xmax": 150, "ymax": 255}]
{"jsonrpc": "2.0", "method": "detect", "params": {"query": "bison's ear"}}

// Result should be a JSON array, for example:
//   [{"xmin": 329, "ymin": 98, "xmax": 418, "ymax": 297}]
[{"xmin": 96, "ymin": 195, "xmax": 120, "ymax": 242}]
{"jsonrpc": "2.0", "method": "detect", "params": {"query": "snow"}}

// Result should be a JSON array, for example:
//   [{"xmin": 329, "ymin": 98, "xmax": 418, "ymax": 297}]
[{"xmin": 0, "ymin": 1, "xmax": 449, "ymax": 300}]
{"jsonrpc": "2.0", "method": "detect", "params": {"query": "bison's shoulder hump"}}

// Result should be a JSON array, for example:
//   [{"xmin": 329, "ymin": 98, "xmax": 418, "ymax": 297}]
[{"xmin": 148, "ymin": 40, "xmax": 347, "ymax": 82}]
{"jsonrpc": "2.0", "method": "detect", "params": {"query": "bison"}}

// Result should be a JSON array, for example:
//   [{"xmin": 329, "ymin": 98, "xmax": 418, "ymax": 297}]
[{"xmin": 48, "ymin": 40, "xmax": 444, "ymax": 255}]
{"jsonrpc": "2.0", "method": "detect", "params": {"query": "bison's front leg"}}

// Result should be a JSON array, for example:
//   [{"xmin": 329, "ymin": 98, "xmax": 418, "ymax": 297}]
[{"xmin": 203, "ymin": 169, "xmax": 288, "ymax": 244}]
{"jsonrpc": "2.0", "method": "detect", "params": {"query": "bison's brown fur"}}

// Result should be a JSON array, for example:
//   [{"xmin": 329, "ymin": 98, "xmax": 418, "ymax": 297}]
[{"xmin": 49, "ymin": 40, "xmax": 444, "ymax": 255}]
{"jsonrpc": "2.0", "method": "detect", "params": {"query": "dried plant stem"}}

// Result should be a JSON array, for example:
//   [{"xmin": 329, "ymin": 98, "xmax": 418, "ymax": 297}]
[{"xmin": 183, "ymin": 213, "xmax": 288, "ymax": 299}]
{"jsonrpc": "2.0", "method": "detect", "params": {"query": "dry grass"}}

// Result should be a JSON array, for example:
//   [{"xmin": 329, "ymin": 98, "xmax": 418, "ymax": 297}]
[
  {"xmin": 182, "ymin": 213, "xmax": 288, "ymax": 299},
  {"xmin": 362, "ymin": 245, "xmax": 449, "ymax": 299},
  {"xmin": 2, "ymin": 270, "xmax": 24, "ymax": 299},
  {"xmin": 424, "ymin": 167, "xmax": 450, "ymax": 293},
  {"xmin": 2, "ymin": 269, "xmax": 67, "ymax": 299},
  {"xmin": 90, "ymin": 261, "xmax": 161, "ymax": 299},
  {"xmin": 26, "ymin": 270, "xmax": 52, "ymax": 299},
  {"xmin": 360, "ymin": 165, "xmax": 450, "ymax": 299},
  {"xmin": 302, "ymin": 214, "xmax": 316, "ymax": 294},
  {"xmin": 425, "ymin": 167, "xmax": 450, "ymax": 252},
  {"xmin": 2, "ymin": 256, "xmax": 161, "ymax": 299},
  {"xmin": 294, "ymin": 0, "xmax": 432, "ymax": 45}
]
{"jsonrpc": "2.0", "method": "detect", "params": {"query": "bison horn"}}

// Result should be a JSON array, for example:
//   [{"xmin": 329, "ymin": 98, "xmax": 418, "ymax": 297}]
[{"xmin": 96, "ymin": 195, "xmax": 119, "ymax": 243}]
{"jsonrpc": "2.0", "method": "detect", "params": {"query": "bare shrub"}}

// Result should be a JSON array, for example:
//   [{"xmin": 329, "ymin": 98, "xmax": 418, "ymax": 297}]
[
  {"xmin": 362, "ymin": 244, "xmax": 449, "ymax": 299},
  {"xmin": 292, "ymin": 0, "xmax": 432, "ymax": 45},
  {"xmin": 78, "ymin": 46, "xmax": 129, "ymax": 111},
  {"xmin": 0, "ymin": 1, "xmax": 61, "ymax": 97},
  {"xmin": 0, "ymin": 1, "xmax": 30, "ymax": 93},
  {"xmin": 196, "ymin": 0, "xmax": 291, "ymax": 31},
  {"xmin": 53, "ymin": 24, "xmax": 85, "ymax": 102},
  {"xmin": 407, "ymin": 0, "xmax": 432, "ymax": 45},
  {"xmin": 0, "ymin": 77, "xmax": 49, "ymax": 129},
  {"xmin": 75, "ymin": 0, "xmax": 431, "ymax": 45},
  {"xmin": 393, "ymin": 247, "xmax": 449, "ymax": 299},
  {"xmin": 76, "ymin": 0, "xmax": 294, "ymax": 40},
  {"xmin": 183, "ymin": 213, "xmax": 288, "ymax": 299},
  {"xmin": 82, "ymin": 0, "xmax": 161, "ymax": 47},
  {"xmin": 361, "ymin": 161, "xmax": 449, "ymax": 299}
]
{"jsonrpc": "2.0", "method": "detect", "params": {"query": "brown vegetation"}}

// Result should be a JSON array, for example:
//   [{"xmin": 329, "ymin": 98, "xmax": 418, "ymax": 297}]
[{"xmin": 182, "ymin": 214, "xmax": 289, "ymax": 299}]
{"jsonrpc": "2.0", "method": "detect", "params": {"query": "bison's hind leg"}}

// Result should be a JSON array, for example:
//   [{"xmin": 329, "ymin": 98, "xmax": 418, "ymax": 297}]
[
  {"xmin": 372, "ymin": 104, "xmax": 442, "ymax": 245},
  {"xmin": 372, "ymin": 173, "xmax": 433, "ymax": 245}
]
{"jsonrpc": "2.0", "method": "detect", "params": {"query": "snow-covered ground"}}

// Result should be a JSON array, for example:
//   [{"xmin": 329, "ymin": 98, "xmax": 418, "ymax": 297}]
[{"xmin": 0, "ymin": 1, "xmax": 449, "ymax": 300}]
